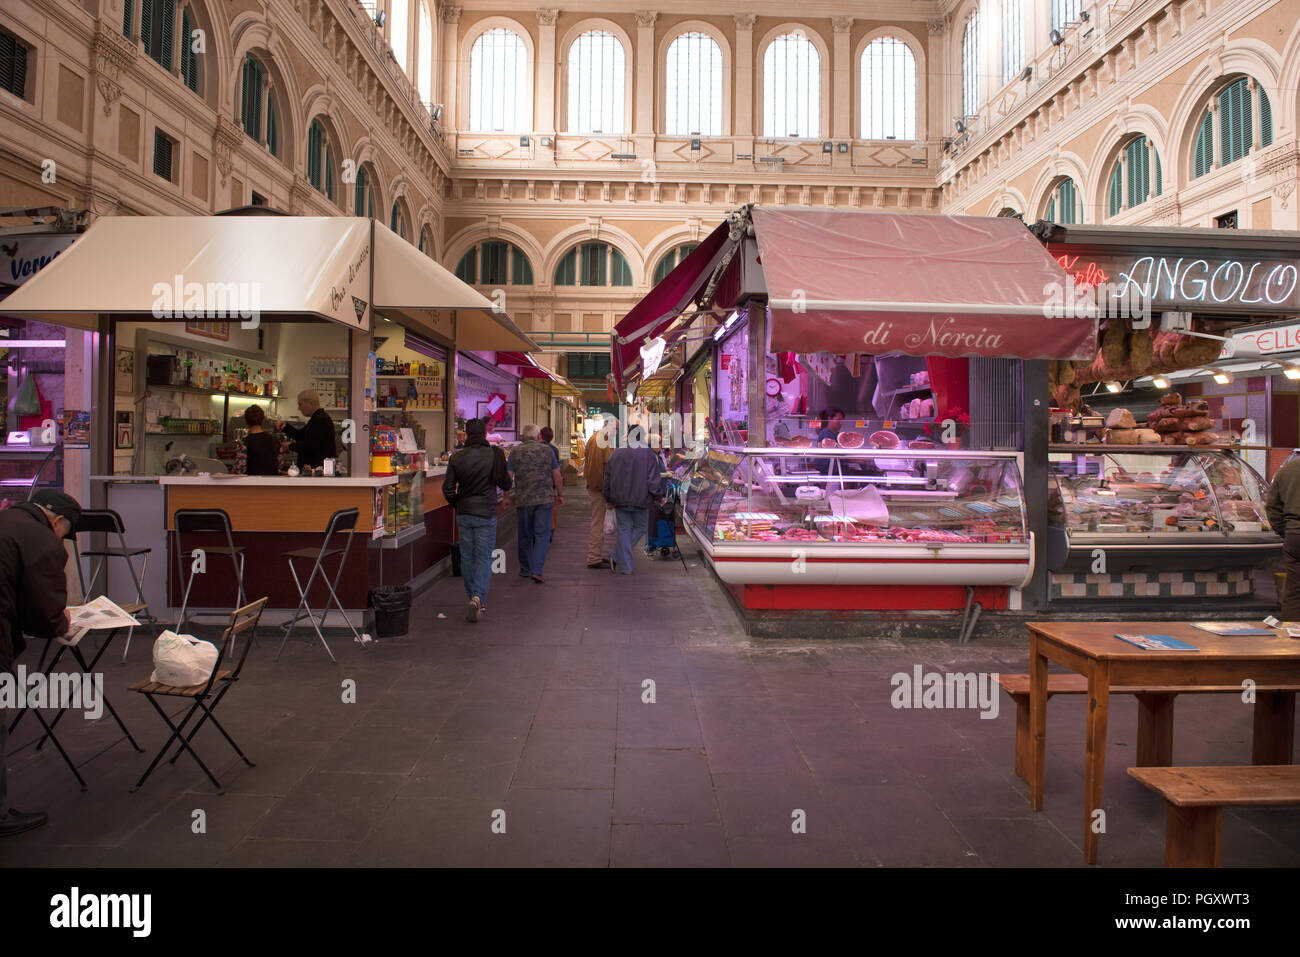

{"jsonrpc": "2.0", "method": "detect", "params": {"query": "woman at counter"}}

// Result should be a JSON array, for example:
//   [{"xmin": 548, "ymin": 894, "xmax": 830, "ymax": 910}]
[{"xmin": 234, "ymin": 405, "xmax": 284, "ymax": 476}]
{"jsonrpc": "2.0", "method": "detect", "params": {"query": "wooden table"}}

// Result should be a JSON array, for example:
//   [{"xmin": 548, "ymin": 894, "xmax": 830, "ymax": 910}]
[{"xmin": 1026, "ymin": 621, "xmax": 1300, "ymax": 863}]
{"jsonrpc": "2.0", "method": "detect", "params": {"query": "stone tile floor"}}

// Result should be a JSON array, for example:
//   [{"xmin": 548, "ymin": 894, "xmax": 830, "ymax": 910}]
[{"xmin": 2, "ymin": 497, "xmax": 1297, "ymax": 867}]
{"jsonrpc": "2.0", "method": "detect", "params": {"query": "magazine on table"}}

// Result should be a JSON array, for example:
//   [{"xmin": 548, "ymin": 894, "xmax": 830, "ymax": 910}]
[
  {"xmin": 1114, "ymin": 633, "xmax": 1199, "ymax": 651},
  {"xmin": 1190, "ymin": 622, "xmax": 1277, "ymax": 636},
  {"xmin": 60, "ymin": 596, "xmax": 141, "ymax": 645}
]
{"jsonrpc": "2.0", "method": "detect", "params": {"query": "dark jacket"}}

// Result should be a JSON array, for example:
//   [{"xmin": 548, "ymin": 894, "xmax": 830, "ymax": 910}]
[
  {"xmin": 443, "ymin": 437, "xmax": 512, "ymax": 518},
  {"xmin": 242, "ymin": 431, "xmax": 281, "ymax": 475},
  {"xmin": 0, "ymin": 503, "xmax": 70, "ymax": 674},
  {"xmin": 603, "ymin": 446, "xmax": 664, "ymax": 508},
  {"xmin": 283, "ymin": 408, "xmax": 336, "ymax": 468},
  {"xmin": 1266, "ymin": 458, "xmax": 1300, "ymax": 535}
]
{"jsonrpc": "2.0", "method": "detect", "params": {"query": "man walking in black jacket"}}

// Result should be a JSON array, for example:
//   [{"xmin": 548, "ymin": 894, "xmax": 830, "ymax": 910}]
[
  {"xmin": 442, "ymin": 419, "xmax": 512, "ymax": 622},
  {"xmin": 0, "ymin": 489, "xmax": 80, "ymax": 837}
]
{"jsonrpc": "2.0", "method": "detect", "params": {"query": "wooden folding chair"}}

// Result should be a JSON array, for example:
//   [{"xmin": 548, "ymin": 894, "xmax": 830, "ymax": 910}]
[{"xmin": 128, "ymin": 598, "xmax": 267, "ymax": 795}]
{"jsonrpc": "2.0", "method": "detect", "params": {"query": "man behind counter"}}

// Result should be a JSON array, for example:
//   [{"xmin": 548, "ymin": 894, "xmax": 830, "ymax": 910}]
[{"xmin": 277, "ymin": 389, "xmax": 336, "ymax": 469}]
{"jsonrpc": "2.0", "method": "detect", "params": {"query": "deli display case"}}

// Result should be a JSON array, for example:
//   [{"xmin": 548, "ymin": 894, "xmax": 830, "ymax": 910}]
[
  {"xmin": 1047, "ymin": 445, "xmax": 1280, "ymax": 572},
  {"xmin": 681, "ymin": 446, "xmax": 1034, "ymax": 586}
]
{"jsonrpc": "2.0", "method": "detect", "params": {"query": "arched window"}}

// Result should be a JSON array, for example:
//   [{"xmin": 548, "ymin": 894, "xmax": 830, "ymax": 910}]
[
  {"xmin": 665, "ymin": 32, "xmax": 723, "ymax": 136},
  {"xmin": 306, "ymin": 119, "xmax": 335, "ymax": 201},
  {"xmin": 469, "ymin": 28, "xmax": 530, "ymax": 132},
  {"xmin": 1002, "ymin": 0, "xmax": 1023, "ymax": 84},
  {"xmin": 456, "ymin": 242, "xmax": 534, "ymax": 285},
  {"xmin": 1052, "ymin": 0, "xmax": 1083, "ymax": 30},
  {"xmin": 861, "ymin": 37, "xmax": 916, "ymax": 140},
  {"xmin": 179, "ymin": 7, "xmax": 199, "ymax": 93},
  {"xmin": 652, "ymin": 244, "xmax": 698, "ymax": 285},
  {"xmin": 1191, "ymin": 77, "xmax": 1274, "ymax": 179},
  {"xmin": 140, "ymin": 0, "xmax": 175, "ymax": 71},
  {"xmin": 554, "ymin": 242, "xmax": 632, "ymax": 287},
  {"xmin": 354, "ymin": 164, "xmax": 376, "ymax": 217},
  {"xmin": 390, "ymin": 0, "xmax": 408, "ymax": 72},
  {"xmin": 568, "ymin": 31, "xmax": 625, "ymax": 134},
  {"xmin": 961, "ymin": 13, "xmax": 979, "ymax": 117},
  {"xmin": 418, "ymin": 1, "xmax": 434, "ymax": 105},
  {"xmin": 1045, "ymin": 177, "xmax": 1081, "ymax": 225},
  {"xmin": 1107, "ymin": 136, "xmax": 1163, "ymax": 217},
  {"xmin": 419, "ymin": 227, "xmax": 434, "ymax": 257},
  {"xmin": 763, "ymin": 33, "xmax": 820, "ymax": 138},
  {"xmin": 390, "ymin": 202, "xmax": 409, "ymax": 241},
  {"xmin": 237, "ymin": 54, "xmax": 280, "ymax": 159}
]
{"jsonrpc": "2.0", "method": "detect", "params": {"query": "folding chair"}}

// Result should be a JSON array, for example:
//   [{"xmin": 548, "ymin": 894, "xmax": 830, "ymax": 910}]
[
  {"xmin": 73, "ymin": 508, "xmax": 159, "ymax": 662},
  {"xmin": 277, "ymin": 507, "xmax": 360, "ymax": 663},
  {"xmin": 173, "ymin": 509, "xmax": 247, "ymax": 646},
  {"xmin": 128, "ymin": 597, "xmax": 267, "ymax": 795}
]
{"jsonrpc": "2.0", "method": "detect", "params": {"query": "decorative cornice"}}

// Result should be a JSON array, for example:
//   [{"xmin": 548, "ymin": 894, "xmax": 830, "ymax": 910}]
[
  {"xmin": 927, "ymin": 17, "xmax": 948, "ymax": 36},
  {"xmin": 1151, "ymin": 193, "xmax": 1181, "ymax": 226},
  {"xmin": 537, "ymin": 9, "xmax": 559, "ymax": 27},
  {"xmin": 733, "ymin": 14, "xmax": 757, "ymax": 31},
  {"xmin": 634, "ymin": 10, "xmax": 658, "ymax": 29},
  {"xmin": 93, "ymin": 22, "xmax": 137, "ymax": 117},
  {"xmin": 832, "ymin": 16, "xmax": 853, "ymax": 35}
]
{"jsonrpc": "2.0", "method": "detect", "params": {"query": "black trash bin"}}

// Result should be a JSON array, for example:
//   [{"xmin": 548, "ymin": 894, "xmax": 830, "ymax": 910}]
[{"xmin": 369, "ymin": 585, "xmax": 412, "ymax": 637}]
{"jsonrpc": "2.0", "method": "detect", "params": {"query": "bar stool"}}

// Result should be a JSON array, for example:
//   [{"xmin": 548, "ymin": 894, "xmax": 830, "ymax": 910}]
[
  {"xmin": 276, "ymin": 507, "xmax": 360, "ymax": 663},
  {"xmin": 174, "ymin": 509, "xmax": 247, "ymax": 650},
  {"xmin": 72, "ymin": 509, "xmax": 159, "ymax": 663}
]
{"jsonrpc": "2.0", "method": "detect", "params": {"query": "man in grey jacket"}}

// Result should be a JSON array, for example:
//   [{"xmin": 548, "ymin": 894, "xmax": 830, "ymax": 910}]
[
  {"xmin": 1265, "ymin": 455, "xmax": 1300, "ymax": 619},
  {"xmin": 602, "ymin": 424, "xmax": 665, "ymax": 575}
]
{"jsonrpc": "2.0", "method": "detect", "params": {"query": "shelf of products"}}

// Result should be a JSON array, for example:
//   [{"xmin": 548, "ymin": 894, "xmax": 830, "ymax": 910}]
[
  {"xmin": 148, "ymin": 383, "xmax": 281, "ymax": 401},
  {"xmin": 681, "ymin": 446, "xmax": 1031, "ymax": 586}
]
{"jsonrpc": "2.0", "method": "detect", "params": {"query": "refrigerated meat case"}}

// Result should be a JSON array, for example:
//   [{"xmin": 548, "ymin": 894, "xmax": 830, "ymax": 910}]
[
  {"xmin": 680, "ymin": 446, "xmax": 1034, "ymax": 589},
  {"xmin": 1047, "ymin": 445, "xmax": 1280, "ymax": 572}
]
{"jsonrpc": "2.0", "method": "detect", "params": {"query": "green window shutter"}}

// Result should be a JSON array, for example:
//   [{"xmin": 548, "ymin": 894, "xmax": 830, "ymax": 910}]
[
  {"xmin": 1046, "ymin": 196, "xmax": 1055, "ymax": 223},
  {"xmin": 354, "ymin": 166, "xmax": 367, "ymax": 215},
  {"xmin": 455, "ymin": 249, "xmax": 477, "ymax": 284},
  {"xmin": 1108, "ymin": 163, "xmax": 1123, "ymax": 217},
  {"xmin": 1193, "ymin": 111, "xmax": 1211, "ymax": 179},
  {"xmin": 180, "ymin": 8, "xmax": 199, "ymax": 92},
  {"xmin": 1125, "ymin": 138, "xmax": 1148, "ymax": 209},
  {"xmin": 580, "ymin": 243, "xmax": 606, "ymax": 286},
  {"xmin": 611, "ymin": 249, "xmax": 632, "ymax": 286},
  {"xmin": 326, "ymin": 146, "xmax": 334, "ymax": 200},
  {"xmin": 653, "ymin": 250, "xmax": 676, "ymax": 285},
  {"xmin": 158, "ymin": 0, "xmax": 173, "ymax": 71},
  {"xmin": 241, "ymin": 56, "xmax": 262, "ymax": 140},
  {"xmin": 123, "ymin": 0, "xmax": 133, "ymax": 38},
  {"xmin": 511, "ymin": 246, "xmax": 533, "ymax": 284},
  {"xmin": 307, "ymin": 122, "xmax": 320, "ymax": 188},
  {"xmin": 141, "ymin": 0, "xmax": 154, "ymax": 60},
  {"xmin": 153, "ymin": 129, "xmax": 172, "ymax": 179},
  {"xmin": 0, "ymin": 32, "xmax": 27, "ymax": 98},
  {"xmin": 265, "ymin": 94, "xmax": 277, "ymax": 155},
  {"xmin": 1153, "ymin": 149, "xmax": 1162, "ymax": 197},
  {"xmin": 1261, "ymin": 88, "xmax": 1273, "ymax": 147},
  {"xmin": 1218, "ymin": 78, "xmax": 1250, "ymax": 166},
  {"xmin": 554, "ymin": 249, "xmax": 577, "ymax": 285},
  {"xmin": 482, "ymin": 241, "xmax": 508, "ymax": 284},
  {"xmin": 1058, "ymin": 179, "xmax": 1077, "ymax": 225}
]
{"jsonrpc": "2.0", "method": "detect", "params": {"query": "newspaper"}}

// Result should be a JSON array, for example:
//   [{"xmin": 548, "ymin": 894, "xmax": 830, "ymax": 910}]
[{"xmin": 60, "ymin": 596, "xmax": 141, "ymax": 646}]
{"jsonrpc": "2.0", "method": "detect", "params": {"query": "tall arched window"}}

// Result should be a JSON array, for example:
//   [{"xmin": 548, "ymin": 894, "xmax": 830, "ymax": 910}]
[
  {"xmin": 140, "ymin": 0, "xmax": 175, "ymax": 71},
  {"xmin": 237, "ymin": 53, "xmax": 280, "ymax": 159},
  {"xmin": 1052, "ymin": 0, "xmax": 1083, "ymax": 30},
  {"xmin": 961, "ymin": 13, "xmax": 979, "ymax": 117},
  {"xmin": 389, "ymin": 0, "xmax": 408, "ymax": 72},
  {"xmin": 861, "ymin": 37, "xmax": 916, "ymax": 140},
  {"xmin": 568, "ymin": 31, "xmax": 625, "ymax": 134},
  {"xmin": 456, "ymin": 242, "xmax": 534, "ymax": 285},
  {"xmin": 1191, "ymin": 77, "xmax": 1274, "ymax": 179},
  {"xmin": 306, "ymin": 119, "xmax": 335, "ymax": 201},
  {"xmin": 665, "ymin": 32, "xmax": 723, "ymax": 136},
  {"xmin": 354, "ymin": 164, "xmax": 376, "ymax": 217},
  {"xmin": 554, "ymin": 242, "xmax": 632, "ymax": 287},
  {"xmin": 179, "ymin": 7, "xmax": 200, "ymax": 93},
  {"xmin": 1045, "ymin": 177, "xmax": 1081, "ymax": 225},
  {"xmin": 763, "ymin": 33, "xmax": 820, "ymax": 138},
  {"xmin": 390, "ymin": 201, "xmax": 409, "ymax": 241},
  {"xmin": 1106, "ymin": 135, "xmax": 1163, "ymax": 217},
  {"xmin": 1002, "ymin": 0, "xmax": 1023, "ymax": 84},
  {"xmin": 469, "ymin": 28, "xmax": 530, "ymax": 132},
  {"xmin": 419, "ymin": 227, "xmax": 434, "ymax": 258},
  {"xmin": 652, "ymin": 244, "xmax": 698, "ymax": 285},
  {"xmin": 418, "ymin": 2, "xmax": 434, "ymax": 105}
]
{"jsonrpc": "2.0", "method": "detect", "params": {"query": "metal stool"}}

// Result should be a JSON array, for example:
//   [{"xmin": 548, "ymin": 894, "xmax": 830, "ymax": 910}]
[
  {"xmin": 277, "ymin": 507, "xmax": 360, "ymax": 663},
  {"xmin": 73, "ymin": 508, "xmax": 159, "ymax": 663},
  {"xmin": 174, "ymin": 509, "xmax": 247, "ymax": 650}
]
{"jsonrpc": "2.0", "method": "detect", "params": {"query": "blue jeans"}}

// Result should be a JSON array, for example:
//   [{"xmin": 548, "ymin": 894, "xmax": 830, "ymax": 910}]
[
  {"xmin": 517, "ymin": 503, "xmax": 554, "ymax": 576},
  {"xmin": 457, "ymin": 513, "xmax": 497, "ymax": 603},
  {"xmin": 614, "ymin": 506, "xmax": 649, "ymax": 575}
]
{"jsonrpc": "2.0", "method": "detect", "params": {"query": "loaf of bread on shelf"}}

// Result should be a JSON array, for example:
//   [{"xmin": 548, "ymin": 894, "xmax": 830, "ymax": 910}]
[
  {"xmin": 1159, "ymin": 391, "xmax": 1183, "ymax": 407},
  {"xmin": 1185, "ymin": 431, "xmax": 1220, "ymax": 446},
  {"xmin": 1106, "ymin": 408, "xmax": 1137, "ymax": 429},
  {"xmin": 1154, "ymin": 417, "xmax": 1184, "ymax": 433},
  {"xmin": 1162, "ymin": 432, "xmax": 1186, "ymax": 445},
  {"xmin": 1104, "ymin": 428, "xmax": 1139, "ymax": 444},
  {"xmin": 1135, "ymin": 429, "xmax": 1162, "ymax": 444},
  {"xmin": 1183, "ymin": 415, "xmax": 1215, "ymax": 432}
]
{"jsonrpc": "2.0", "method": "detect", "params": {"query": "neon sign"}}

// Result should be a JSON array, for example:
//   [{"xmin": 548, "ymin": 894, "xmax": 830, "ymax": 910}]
[{"xmin": 1055, "ymin": 254, "xmax": 1110, "ymax": 291}]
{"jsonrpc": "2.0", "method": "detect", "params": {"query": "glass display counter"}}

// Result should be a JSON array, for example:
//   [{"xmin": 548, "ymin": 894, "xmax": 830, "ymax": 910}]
[{"xmin": 680, "ymin": 446, "xmax": 1033, "ymax": 586}]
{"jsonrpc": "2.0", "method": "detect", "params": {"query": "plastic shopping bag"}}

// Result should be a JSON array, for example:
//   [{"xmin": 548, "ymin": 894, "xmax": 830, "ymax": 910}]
[
  {"xmin": 603, "ymin": 508, "xmax": 615, "ymax": 536},
  {"xmin": 13, "ymin": 375, "xmax": 40, "ymax": 416},
  {"xmin": 152, "ymin": 630, "xmax": 219, "ymax": 687}
]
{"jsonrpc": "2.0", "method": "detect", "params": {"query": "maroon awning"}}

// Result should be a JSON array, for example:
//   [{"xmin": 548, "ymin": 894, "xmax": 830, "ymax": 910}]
[
  {"xmin": 611, "ymin": 222, "xmax": 732, "ymax": 387},
  {"xmin": 748, "ymin": 207, "xmax": 1096, "ymax": 360}
]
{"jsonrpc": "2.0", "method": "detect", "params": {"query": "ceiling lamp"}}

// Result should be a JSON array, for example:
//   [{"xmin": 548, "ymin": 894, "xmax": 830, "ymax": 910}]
[
  {"xmin": 1285, "ymin": 366, "xmax": 1300, "ymax": 380},
  {"xmin": 1211, "ymin": 369, "xmax": 1234, "ymax": 385},
  {"xmin": 1104, "ymin": 380, "xmax": 1122, "ymax": 393},
  {"xmin": 1151, "ymin": 376, "xmax": 1170, "ymax": 389}
]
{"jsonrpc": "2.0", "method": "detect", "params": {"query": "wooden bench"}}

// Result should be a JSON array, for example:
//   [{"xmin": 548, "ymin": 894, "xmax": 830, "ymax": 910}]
[
  {"xmin": 1129, "ymin": 765, "xmax": 1300, "ymax": 866},
  {"xmin": 998, "ymin": 674, "xmax": 1298, "ymax": 781}
]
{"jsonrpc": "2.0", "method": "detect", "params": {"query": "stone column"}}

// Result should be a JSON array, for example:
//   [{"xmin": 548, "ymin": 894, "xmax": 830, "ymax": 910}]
[
  {"xmin": 537, "ymin": 9, "xmax": 558, "ymax": 135},
  {"xmin": 441, "ymin": 4, "xmax": 460, "ymax": 132},
  {"xmin": 634, "ymin": 10, "xmax": 657, "ymax": 150},
  {"xmin": 927, "ymin": 17, "xmax": 947, "ymax": 145},
  {"xmin": 1250, "ymin": 77, "xmax": 1262, "ymax": 154},
  {"xmin": 832, "ymin": 17, "xmax": 852, "ymax": 143},
  {"xmin": 734, "ymin": 14, "xmax": 756, "ymax": 140}
]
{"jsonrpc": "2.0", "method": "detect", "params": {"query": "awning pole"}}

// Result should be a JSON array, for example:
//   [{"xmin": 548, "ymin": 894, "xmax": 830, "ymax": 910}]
[{"xmin": 746, "ymin": 302, "xmax": 766, "ymax": 449}]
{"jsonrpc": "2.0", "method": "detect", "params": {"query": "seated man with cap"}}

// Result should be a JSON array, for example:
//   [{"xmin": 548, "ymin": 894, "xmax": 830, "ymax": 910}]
[{"xmin": 0, "ymin": 489, "xmax": 80, "ymax": 837}]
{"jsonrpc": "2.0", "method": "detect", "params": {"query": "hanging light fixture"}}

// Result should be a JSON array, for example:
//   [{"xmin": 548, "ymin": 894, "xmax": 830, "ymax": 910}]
[
  {"xmin": 1104, "ymin": 380, "xmax": 1122, "ymax": 393},
  {"xmin": 1211, "ymin": 369, "xmax": 1234, "ymax": 385},
  {"xmin": 1151, "ymin": 376, "xmax": 1170, "ymax": 389}
]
